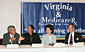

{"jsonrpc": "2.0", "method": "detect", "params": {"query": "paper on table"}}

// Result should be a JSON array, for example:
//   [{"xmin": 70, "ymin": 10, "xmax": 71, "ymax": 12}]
[
  {"xmin": 7, "ymin": 44, "xmax": 19, "ymax": 48},
  {"xmin": 32, "ymin": 44, "xmax": 43, "ymax": 47},
  {"xmin": 73, "ymin": 42, "xmax": 84, "ymax": 46},
  {"xmin": 54, "ymin": 43, "xmax": 65, "ymax": 47}
]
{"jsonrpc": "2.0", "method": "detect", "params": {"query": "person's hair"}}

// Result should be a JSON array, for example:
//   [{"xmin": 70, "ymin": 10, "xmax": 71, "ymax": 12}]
[
  {"xmin": 68, "ymin": 23, "xmax": 75, "ymax": 28},
  {"xmin": 7, "ymin": 25, "xmax": 15, "ymax": 32},
  {"xmin": 28, "ymin": 25, "xmax": 34, "ymax": 30},
  {"xmin": 45, "ymin": 24, "xmax": 54, "ymax": 34}
]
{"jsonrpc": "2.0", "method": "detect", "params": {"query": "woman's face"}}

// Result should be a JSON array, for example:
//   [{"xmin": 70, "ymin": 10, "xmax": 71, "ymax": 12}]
[{"xmin": 46, "ymin": 27, "xmax": 52, "ymax": 34}]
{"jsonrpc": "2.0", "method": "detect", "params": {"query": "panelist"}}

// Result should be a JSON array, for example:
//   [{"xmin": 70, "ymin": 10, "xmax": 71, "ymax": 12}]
[
  {"xmin": 2, "ymin": 25, "xmax": 24, "ymax": 45},
  {"xmin": 21, "ymin": 25, "xmax": 41, "ymax": 45},
  {"xmin": 42, "ymin": 24, "xmax": 56, "ymax": 45},
  {"xmin": 65, "ymin": 23, "xmax": 84, "ymax": 44}
]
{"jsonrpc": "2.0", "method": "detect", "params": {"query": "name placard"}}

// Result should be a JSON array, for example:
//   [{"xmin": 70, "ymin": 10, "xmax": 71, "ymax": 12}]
[
  {"xmin": 32, "ymin": 44, "xmax": 43, "ymax": 47},
  {"xmin": 54, "ymin": 43, "xmax": 65, "ymax": 47},
  {"xmin": 7, "ymin": 44, "xmax": 19, "ymax": 48},
  {"xmin": 73, "ymin": 42, "xmax": 84, "ymax": 46}
]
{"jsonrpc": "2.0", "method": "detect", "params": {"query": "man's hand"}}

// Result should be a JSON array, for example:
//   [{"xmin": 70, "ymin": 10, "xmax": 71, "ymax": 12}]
[
  {"xmin": 19, "ymin": 36, "xmax": 25, "ymax": 41},
  {"xmin": 83, "ymin": 42, "xmax": 85, "ymax": 45},
  {"xmin": 10, "ymin": 37, "xmax": 16, "ymax": 41}
]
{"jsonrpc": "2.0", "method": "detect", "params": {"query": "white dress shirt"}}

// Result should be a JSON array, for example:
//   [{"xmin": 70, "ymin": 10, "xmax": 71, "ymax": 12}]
[
  {"xmin": 68, "ymin": 31, "xmax": 75, "ymax": 44},
  {"xmin": 9, "ymin": 34, "xmax": 20, "ymax": 44},
  {"xmin": 9, "ymin": 34, "xmax": 14, "ymax": 42}
]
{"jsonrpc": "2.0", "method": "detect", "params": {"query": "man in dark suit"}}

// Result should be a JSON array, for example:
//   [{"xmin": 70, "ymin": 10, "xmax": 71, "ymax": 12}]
[
  {"xmin": 65, "ymin": 23, "xmax": 83, "ymax": 44},
  {"xmin": 2, "ymin": 25, "xmax": 25, "ymax": 45},
  {"xmin": 21, "ymin": 25, "xmax": 41, "ymax": 45}
]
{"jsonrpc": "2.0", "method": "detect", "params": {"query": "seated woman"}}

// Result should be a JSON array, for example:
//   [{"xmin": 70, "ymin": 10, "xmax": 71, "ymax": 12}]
[{"xmin": 42, "ymin": 24, "xmax": 56, "ymax": 45}]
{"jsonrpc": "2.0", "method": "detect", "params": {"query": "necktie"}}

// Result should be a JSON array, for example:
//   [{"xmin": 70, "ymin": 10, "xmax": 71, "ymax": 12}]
[
  {"xmin": 70, "ymin": 34, "xmax": 73, "ymax": 44},
  {"xmin": 11, "ymin": 35, "xmax": 13, "ymax": 44}
]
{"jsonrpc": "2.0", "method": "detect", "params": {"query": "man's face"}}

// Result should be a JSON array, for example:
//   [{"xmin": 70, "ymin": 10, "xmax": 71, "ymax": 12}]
[
  {"xmin": 27, "ymin": 26, "xmax": 33, "ymax": 33},
  {"xmin": 68, "ymin": 25, "xmax": 74, "ymax": 33},
  {"xmin": 9, "ymin": 28, "xmax": 16, "ymax": 35}
]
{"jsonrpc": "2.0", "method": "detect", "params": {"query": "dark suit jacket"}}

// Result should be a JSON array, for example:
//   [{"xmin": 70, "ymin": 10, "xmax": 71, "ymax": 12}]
[
  {"xmin": 2, "ymin": 32, "xmax": 20, "ymax": 45},
  {"xmin": 21, "ymin": 33, "xmax": 41, "ymax": 45},
  {"xmin": 65, "ymin": 32, "xmax": 83, "ymax": 44}
]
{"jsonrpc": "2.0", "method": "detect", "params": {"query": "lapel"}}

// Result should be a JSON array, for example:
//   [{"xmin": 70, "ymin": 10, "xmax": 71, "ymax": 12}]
[
  {"xmin": 8, "ymin": 33, "xmax": 11, "ymax": 39},
  {"xmin": 46, "ymin": 34, "xmax": 54, "ymax": 42},
  {"xmin": 68, "ymin": 32, "xmax": 76, "ymax": 40},
  {"xmin": 8, "ymin": 32, "xmax": 16, "ymax": 38},
  {"xmin": 73, "ymin": 32, "xmax": 77, "ymax": 43},
  {"xmin": 14, "ymin": 34, "xmax": 16, "ymax": 38},
  {"xmin": 67, "ymin": 32, "xmax": 70, "ymax": 40},
  {"xmin": 45, "ymin": 34, "xmax": 49, "ymax": 42},
  {"xmin": 51, "ymin": 34, "xmax": 55, "ymax": 41},
  {"xmin": 47, "ymin": 34, "xmax": 49, "ymax": 40}
]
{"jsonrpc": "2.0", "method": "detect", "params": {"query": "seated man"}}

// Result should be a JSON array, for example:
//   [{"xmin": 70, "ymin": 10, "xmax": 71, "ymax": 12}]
[
  {"xmin": 65, "ymin": 23, "xmax": 84, "ymax": 44},
  {"xmin": 21, "ymin": 25, "xmax": 41, "ymax": 45},
  {"xmin": 2, "ymin": 25, "xmax": 25, "ymax": 45}
]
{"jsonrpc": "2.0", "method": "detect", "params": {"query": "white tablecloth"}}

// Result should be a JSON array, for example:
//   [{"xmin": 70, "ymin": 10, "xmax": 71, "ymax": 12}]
[{"xmin": 0, "ymin": 45, "xmax": 85, "ymax": 52}]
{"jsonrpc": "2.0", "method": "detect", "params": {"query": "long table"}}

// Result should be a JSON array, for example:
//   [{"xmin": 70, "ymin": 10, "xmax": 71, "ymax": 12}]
[{"xmin": 0, "ymin": 45, "xmax": 85, "ymax": 52}]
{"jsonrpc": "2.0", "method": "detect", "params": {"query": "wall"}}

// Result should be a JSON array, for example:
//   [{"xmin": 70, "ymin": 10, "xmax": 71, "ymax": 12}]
[{"xmin": 0, "ymin": 0, "xmax": 85, "ymax": 38}]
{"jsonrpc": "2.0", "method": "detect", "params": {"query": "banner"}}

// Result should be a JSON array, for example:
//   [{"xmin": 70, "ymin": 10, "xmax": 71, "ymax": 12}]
[{"xmin": 22, "ymin": 2, "xmax": 85, "ymax": 38}]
